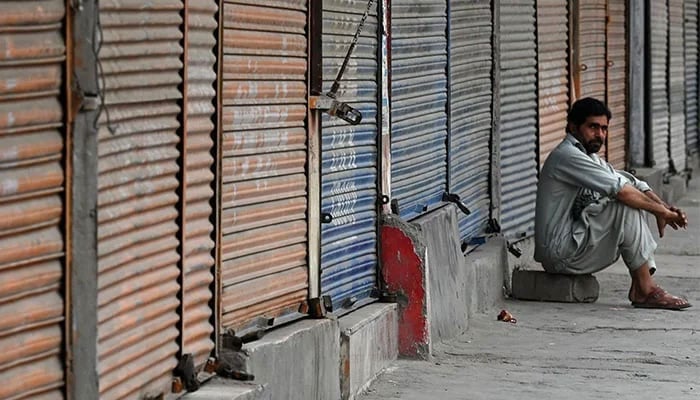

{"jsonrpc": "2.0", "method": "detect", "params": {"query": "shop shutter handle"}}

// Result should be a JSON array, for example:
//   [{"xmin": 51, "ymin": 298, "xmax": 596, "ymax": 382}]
[
  {"xmin": 442, "ymin": 192, "xmax": 471, "ymax": 216},
  {"xmin": 580, "ymin": 63, "xmax": 588, "ymax": 71},
  {"xmin": 321, "ymin": 212, "xmax": 333, "ymax": 224}
]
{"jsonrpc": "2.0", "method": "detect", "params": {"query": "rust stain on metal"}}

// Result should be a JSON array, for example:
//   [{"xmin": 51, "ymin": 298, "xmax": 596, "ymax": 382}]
[{"xmin": 606, "ymin": 0, "xmax": 627, "ymax": 169}]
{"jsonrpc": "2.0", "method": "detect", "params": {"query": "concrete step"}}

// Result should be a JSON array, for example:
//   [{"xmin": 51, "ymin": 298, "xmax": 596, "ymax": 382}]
[{"xmin": 511, "ymin": 269, "xmax": 599, "ymax": 303}]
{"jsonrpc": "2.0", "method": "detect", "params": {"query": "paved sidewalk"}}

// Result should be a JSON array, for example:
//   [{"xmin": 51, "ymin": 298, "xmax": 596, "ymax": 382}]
[{"xmin": 360, "ymin": 178, "xmax": 700, "ymax": 400}]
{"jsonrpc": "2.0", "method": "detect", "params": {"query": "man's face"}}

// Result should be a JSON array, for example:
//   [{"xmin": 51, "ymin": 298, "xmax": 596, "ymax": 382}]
[{"xmin": 570, "ymin": 115, "xmax": 608, "ymax": 154}]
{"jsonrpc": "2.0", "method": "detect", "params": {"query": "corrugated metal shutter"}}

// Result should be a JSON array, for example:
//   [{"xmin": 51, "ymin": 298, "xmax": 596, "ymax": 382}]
[
  {"xmin": 320, "ymin": 0, "xmax": 379, "ymax": 312},
  {"xmin": 669, "ymin": 0, "xmax": 687, "ymax": 172},
  {"xmin": 184, "ymin": 0, "xmax": 217, "ymax": 367},
  {"xmin": 606, "ymin": 0, "xmax": 627, "ymax": 169},
  {"xmin": 650, "ymin": 0, "xmax": 671, "ymax": 170},
  {"xmin": 499, "ymin": 0, "xmax": 538, "ymax": 238},
  {"xmin": 685, "ymin": 0, "xmax": 699, "ymax": 155},
  {"xmin": 220, "ymin": 1, "xmax": 309, "ymax": 331},
  {"xmin": 96, "ymin": 1, "xmax": 184, "ymax": 398},
  {"xmin": 0, "ymin": 2, "xmax": 67, "ymax": 399},
  {"xmin": 449, "ymin": 0, "xmax": 493, "ymax": 239},
  {"xmin": 575, "ymin": 0, "xmax": 608, "ymax": 159},
  {"xmin": 537, "ymin": 0, "xmax": 569, "ymax": 166},
  {"xmin": 391, "ymin": 0, "xmax": 448, "ymax": 220}
]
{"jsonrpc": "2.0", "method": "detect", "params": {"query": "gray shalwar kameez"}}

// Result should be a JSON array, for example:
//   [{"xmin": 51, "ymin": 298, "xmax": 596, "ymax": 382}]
[{"xmin": 534, "ymin": 134, "xmax": 658, "ymax": 275}]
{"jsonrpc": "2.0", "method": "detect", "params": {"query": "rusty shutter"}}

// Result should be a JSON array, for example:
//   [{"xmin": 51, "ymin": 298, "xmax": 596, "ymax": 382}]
[
  {"xmin": 96, "ymin": 1, "xmax": 184, "ymax": 398},
  {"xmin": 220, "ymin": 1, "xmax": 309, "ymax": 332},
  {"xmin": 499, "ymin": 0, "xmax": 538, "ymax": 238},
  {"xmin": 650, "ymin": 0, "xmax": 671, "ymax": 170},
  {"xmin": 391, "ymin": 1, "xmax": 448, "ymax": 220},
  {"xmin": 449, "ymin": 0, "xmax": 493, "ymax": 239},
  {"xmin": 183, "ymin": 0, "xmax": 217, "ymax": 367},
  {"xmin": 669, "ymin": 0, "xmax": 687, "ymax": 172},
  {"xmin": 537, "ymin": 0, "xmax": 569, "ymax": 166},
  {"xmin": 574, "ymin": 0, "xmax": 608, "ymax": 159},
  {"xmin": 606, "ymin": 0, "xmax": 627, "ymax": 169},
  {"xmin": 0, "ymin": 1, "xmax": 67, "ymax": 399},
  {"xmin": 320, "ymin": 0, "xmax": 379, "ymax": 312},
  {"xmin": 685, "ymin": 0, "xmax": 699, "ymax": 155}
]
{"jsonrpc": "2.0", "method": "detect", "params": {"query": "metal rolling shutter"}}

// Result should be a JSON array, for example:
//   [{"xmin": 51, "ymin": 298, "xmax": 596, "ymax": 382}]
[
  {"xmin": 650, "ymin": 0, "xmax": 670, "ymax": 170},
  {"xmin": 669, "ymin": 0, "xmax": 687, "ymax": 172},
  {"xmin": 537, "ymin": 0, "xmax": 569, "ymax": 166},
  {"xmin": 449, "ymin": 0, "xmax": 492, "ymax": 239},
  {"xmin": 320, "ymin": 0, "xmax": 379, "ymax": 312},
  {"xmin": 0, "ymin": 2, "xmax": 67, "ymax": 398},
  {"xmin": 391, "ymin": 0, "xmax": 448, "ymax": 220},
  {"xmin": 220, "ymin": 1, "xmax": 309, "ymax": 331},
  {"xmin": 499, "ymin": 0, "xmax": 538, "ymax": 238},
  {"xmin": 575, "ymin": 0, "xmax": 608, "ymax": 159},
  {"xmin": 96, "ymin": 1, "xmax": 184, "ymax": 398},
  {"xmin": 606, "ymin": 0, "xmax": 628, "ymax": 169},
  {"xmin": 184, "ymin": 0, "xmax": 217, "ymax": 367},
  {"xmin": 685, "ymin": 0, "xmax": 699, "ymax": 155}
]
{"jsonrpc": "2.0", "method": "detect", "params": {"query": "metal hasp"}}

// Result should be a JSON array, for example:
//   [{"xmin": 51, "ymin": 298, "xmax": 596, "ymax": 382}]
[
  {"xmin": 309, "ymin": 0, "xmax": 376, "ymax": 125},
  {"xmin": 442, "ymin": 192, "xmax": 471, "ymax": 216}
]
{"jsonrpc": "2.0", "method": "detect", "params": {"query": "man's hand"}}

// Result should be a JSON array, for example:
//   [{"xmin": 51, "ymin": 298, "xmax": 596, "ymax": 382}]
[{"xmin": 656, "ymin": 207, "xmax": 688, "ymax": 237}]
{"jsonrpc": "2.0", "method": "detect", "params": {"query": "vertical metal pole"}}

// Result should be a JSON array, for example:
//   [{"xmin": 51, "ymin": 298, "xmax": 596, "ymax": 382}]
[
  {"xmin": 213, "ymin": 0, "xmax": 224, "ymax": 358},
  {"xmin": 445, "ymin": 0, "xmax": 453, "ymax": 191},
  {"xmin": 380, "ymin": 0, "xmax": 392, "ymax": 212},
  {"xmin": 307, "ymin": 0, "xmax": 323, "ymax": 300},
  {"xmin": 644, "ymin": 0, "xmax": 654, "ymax": 166},
  {"xmin": 489, "ymin": 0, "xmax": 502, "ymax": 223},
  {"xmin": 64, "ymin": 0, "xmax": 74, "ymax": 396},
  {"xmin": 70, "ymin": 0, "xmax": 100, "ymax": 398},
  {"xmin": 534, "ymin": 0, "xmax": 541, "ymax": 172},
  {"xmin": 628, "ymin": 0, "xmax": 647, "ymax": 168},
  {"xmin": 176, "ymin": 0, "xmax": 190, "ymax": 358}
]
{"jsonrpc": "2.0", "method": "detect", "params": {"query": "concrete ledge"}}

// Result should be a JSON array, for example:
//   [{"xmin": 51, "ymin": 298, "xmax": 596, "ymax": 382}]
[
  {"xmin": 339, "ymin": 303, "xmax": 398, "ymax": 400},
  {"xmin": 183, "ymin": 379, "xmax": 269, "ymax": 400},
  {"xmin": 632, "ymin": 167, "xmax": 664, "ymax": 194},
  {"xmin": 511, "ymin": 270, "xmax": 599, "ymax": 303},
  {"xmin": 662, "ymin": 175, "xmax": 687, "ymax": 205},
  {"xmin": 242, "ymin": 319, "xmax": 340, "ymax": 400},
  {"xmin": 465, "ymin": 237, "xmax": 507, "ymax": 315}
]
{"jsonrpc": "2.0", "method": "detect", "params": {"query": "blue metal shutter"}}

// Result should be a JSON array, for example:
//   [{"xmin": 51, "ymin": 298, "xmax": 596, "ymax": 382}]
[
  {"xmin": 391, "ymin": 0, "xmax": 448, "ymax": 220},
  {"xmin": 449, "ymin": 0, "xmax": 493, "ymax": 239},
  {"xmin": 499, "ymin": 0, "xmax": 538, "ymax": 238},
  {"xmin": 650, "ymin": 0, "xmax": 670, "ymax": 170},
  {"xmin": 685, "ymin": 0, "xmax": 699, "ymax": 155},
  {"xmin": 320, "ymin": 0, "xmax": 379, "ymax": 312},
  {"xmin": 669, "ymin": 0, "xmax": 687, "ymax": 172}
]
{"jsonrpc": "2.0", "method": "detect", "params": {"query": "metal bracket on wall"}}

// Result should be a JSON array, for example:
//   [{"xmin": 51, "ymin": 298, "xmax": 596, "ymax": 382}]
[
  {"xmin": 442, "ymin": 192, "xmax": 471, "ymax": 216},
  {"xmin": 172, "ymin": 354, "xmax": 200, "ymax": 393},
  {"xmin": 507, "ymin": 242, "xmax": 523, "ymax": 258}
]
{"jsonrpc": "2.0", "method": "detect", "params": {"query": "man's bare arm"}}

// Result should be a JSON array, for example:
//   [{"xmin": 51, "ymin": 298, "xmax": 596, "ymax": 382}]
[{"xmin": 617, "ymin": 184, "xmax": 687, "ymax": 236}]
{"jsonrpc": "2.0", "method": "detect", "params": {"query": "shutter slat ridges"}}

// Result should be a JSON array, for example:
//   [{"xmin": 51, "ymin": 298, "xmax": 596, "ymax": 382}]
[
  {"xmin": 391, "ymin": 0, "xmax": 448, "ymax": 220},
  {"xmin": 184, "ymin": 0, "xmax": 217, "ymax": 367},
  {"xmin": 220, "ymin": 1, "xmax": 309, "ymax": 331},
  {"xmin": 669, "ymin": 0, "xmax": 687, "ymax": 171},
  {"xmin": 685, "ymin": 0, "xmax": 699, "ymax": 154},
  {"xmin": 651, "ymin": 0, "xmax": 670, "ymax": 169},
  {"xmin": 577, "ymin": 0, "xmax": 608, "ymax": 159},
  {"xmin": 321, "ymin": 0, "xmax": 379, "ymax": 311},
  {"xmin": 499, "ymin": 0, "xmax": 538, "ymax": 237},
  {"xmin": 96, "ymin": 1, "xmax": 184, "ymax": 398},
  {"xmin": 537, "ymin": 0, "xmax": 569, "ymax": 166},
  {"xmin": 450, "ymin": 0, "xmax": 492, "ymax": 239},
  {"xmin": 607, "ymin": 0, "xmax": 627, "ymax": 169},
  {"xmin": 0, "ymin": 2, "xmax": 66, "ymax": 399}
]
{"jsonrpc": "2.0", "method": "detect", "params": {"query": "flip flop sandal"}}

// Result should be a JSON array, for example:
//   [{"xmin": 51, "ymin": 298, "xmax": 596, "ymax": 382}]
[{"xmin": 631, "ymin": 287, "xmax": 692, "ymax": 310}]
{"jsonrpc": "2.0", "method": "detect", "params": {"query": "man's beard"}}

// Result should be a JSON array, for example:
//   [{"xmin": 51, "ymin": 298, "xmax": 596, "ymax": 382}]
[{"xmin": 583, "ymin": 139, "xmax": 603, "ymax": 154}]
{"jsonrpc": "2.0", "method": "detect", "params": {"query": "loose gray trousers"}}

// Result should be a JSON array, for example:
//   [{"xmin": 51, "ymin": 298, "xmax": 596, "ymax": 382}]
[{"xmin": 542, "ymin": 200, "xmax": 658, "ymax": 275}]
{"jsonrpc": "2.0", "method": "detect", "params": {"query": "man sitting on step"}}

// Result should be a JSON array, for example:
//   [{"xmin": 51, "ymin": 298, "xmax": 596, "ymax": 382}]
[{"xmin": 534, "ymin": 97, "xmax": 691, "ymax": 310}]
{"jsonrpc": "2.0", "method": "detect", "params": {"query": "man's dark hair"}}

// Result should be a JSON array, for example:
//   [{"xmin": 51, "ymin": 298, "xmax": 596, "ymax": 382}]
[{"xmin": 567, "ymin": 97, "xmax": 612, "ymax": 126}]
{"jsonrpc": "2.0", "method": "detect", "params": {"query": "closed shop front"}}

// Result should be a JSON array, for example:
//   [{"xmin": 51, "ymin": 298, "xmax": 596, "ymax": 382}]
[
  {"xmin": 685, "ymin": 0, "xmax": 699, "ymax": 155},
  {"xmin": 219, "ymin": 1, "xmax": 310, "ymax": 332},
  {"xmin": 391, "ymin": 0, "xmax": 448, "ymax": 220},
  {"xmin": 183, "ymin": 0, "xmax": 218, "ymax": 368},
  {"xmin": 449, "ymin": 0, "xmax": 493, "ymax": 240},
  {"xmin": 649, "ymin": 0, "xmax": 671, "ymax": 170},
  {"xmin": 572, "ymin": 0, "xmax": 628, "ymax": 168},
  {"xmin": 0, "ymin": 1, "xmax": 67, "ymax": 398},
  {"xmin": 669, "ymin": 0, "xmax": 687, "ymax": 172},
  {"xmin": 320, "ymin": 0, "xmax": 380, "ymax": 312},
  {"xmin": 499, "ymin": 0, "xmax": 538, "ymax": 238},
  {"xmin": 606, "ymin": 0, "xmax": 628, "ymax": 169},
  {"xmin": 96, "ymin": 1, "xmax": 184, "ymax": 398},
  {"xmin": 537, "ymin": 0, "xmax": 569, "ymax": 165}
]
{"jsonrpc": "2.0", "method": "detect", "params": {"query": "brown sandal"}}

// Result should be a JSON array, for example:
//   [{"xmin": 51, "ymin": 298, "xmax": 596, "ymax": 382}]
[{"xmin": 631, "ymin": 287, "xmax": 692, "ymax": 310}]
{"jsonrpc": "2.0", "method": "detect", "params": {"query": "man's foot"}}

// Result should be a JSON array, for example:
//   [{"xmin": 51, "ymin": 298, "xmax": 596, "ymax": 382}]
[{"xmin": 631, "ymin": 286, "xmax": 692, "ymax": 310}]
